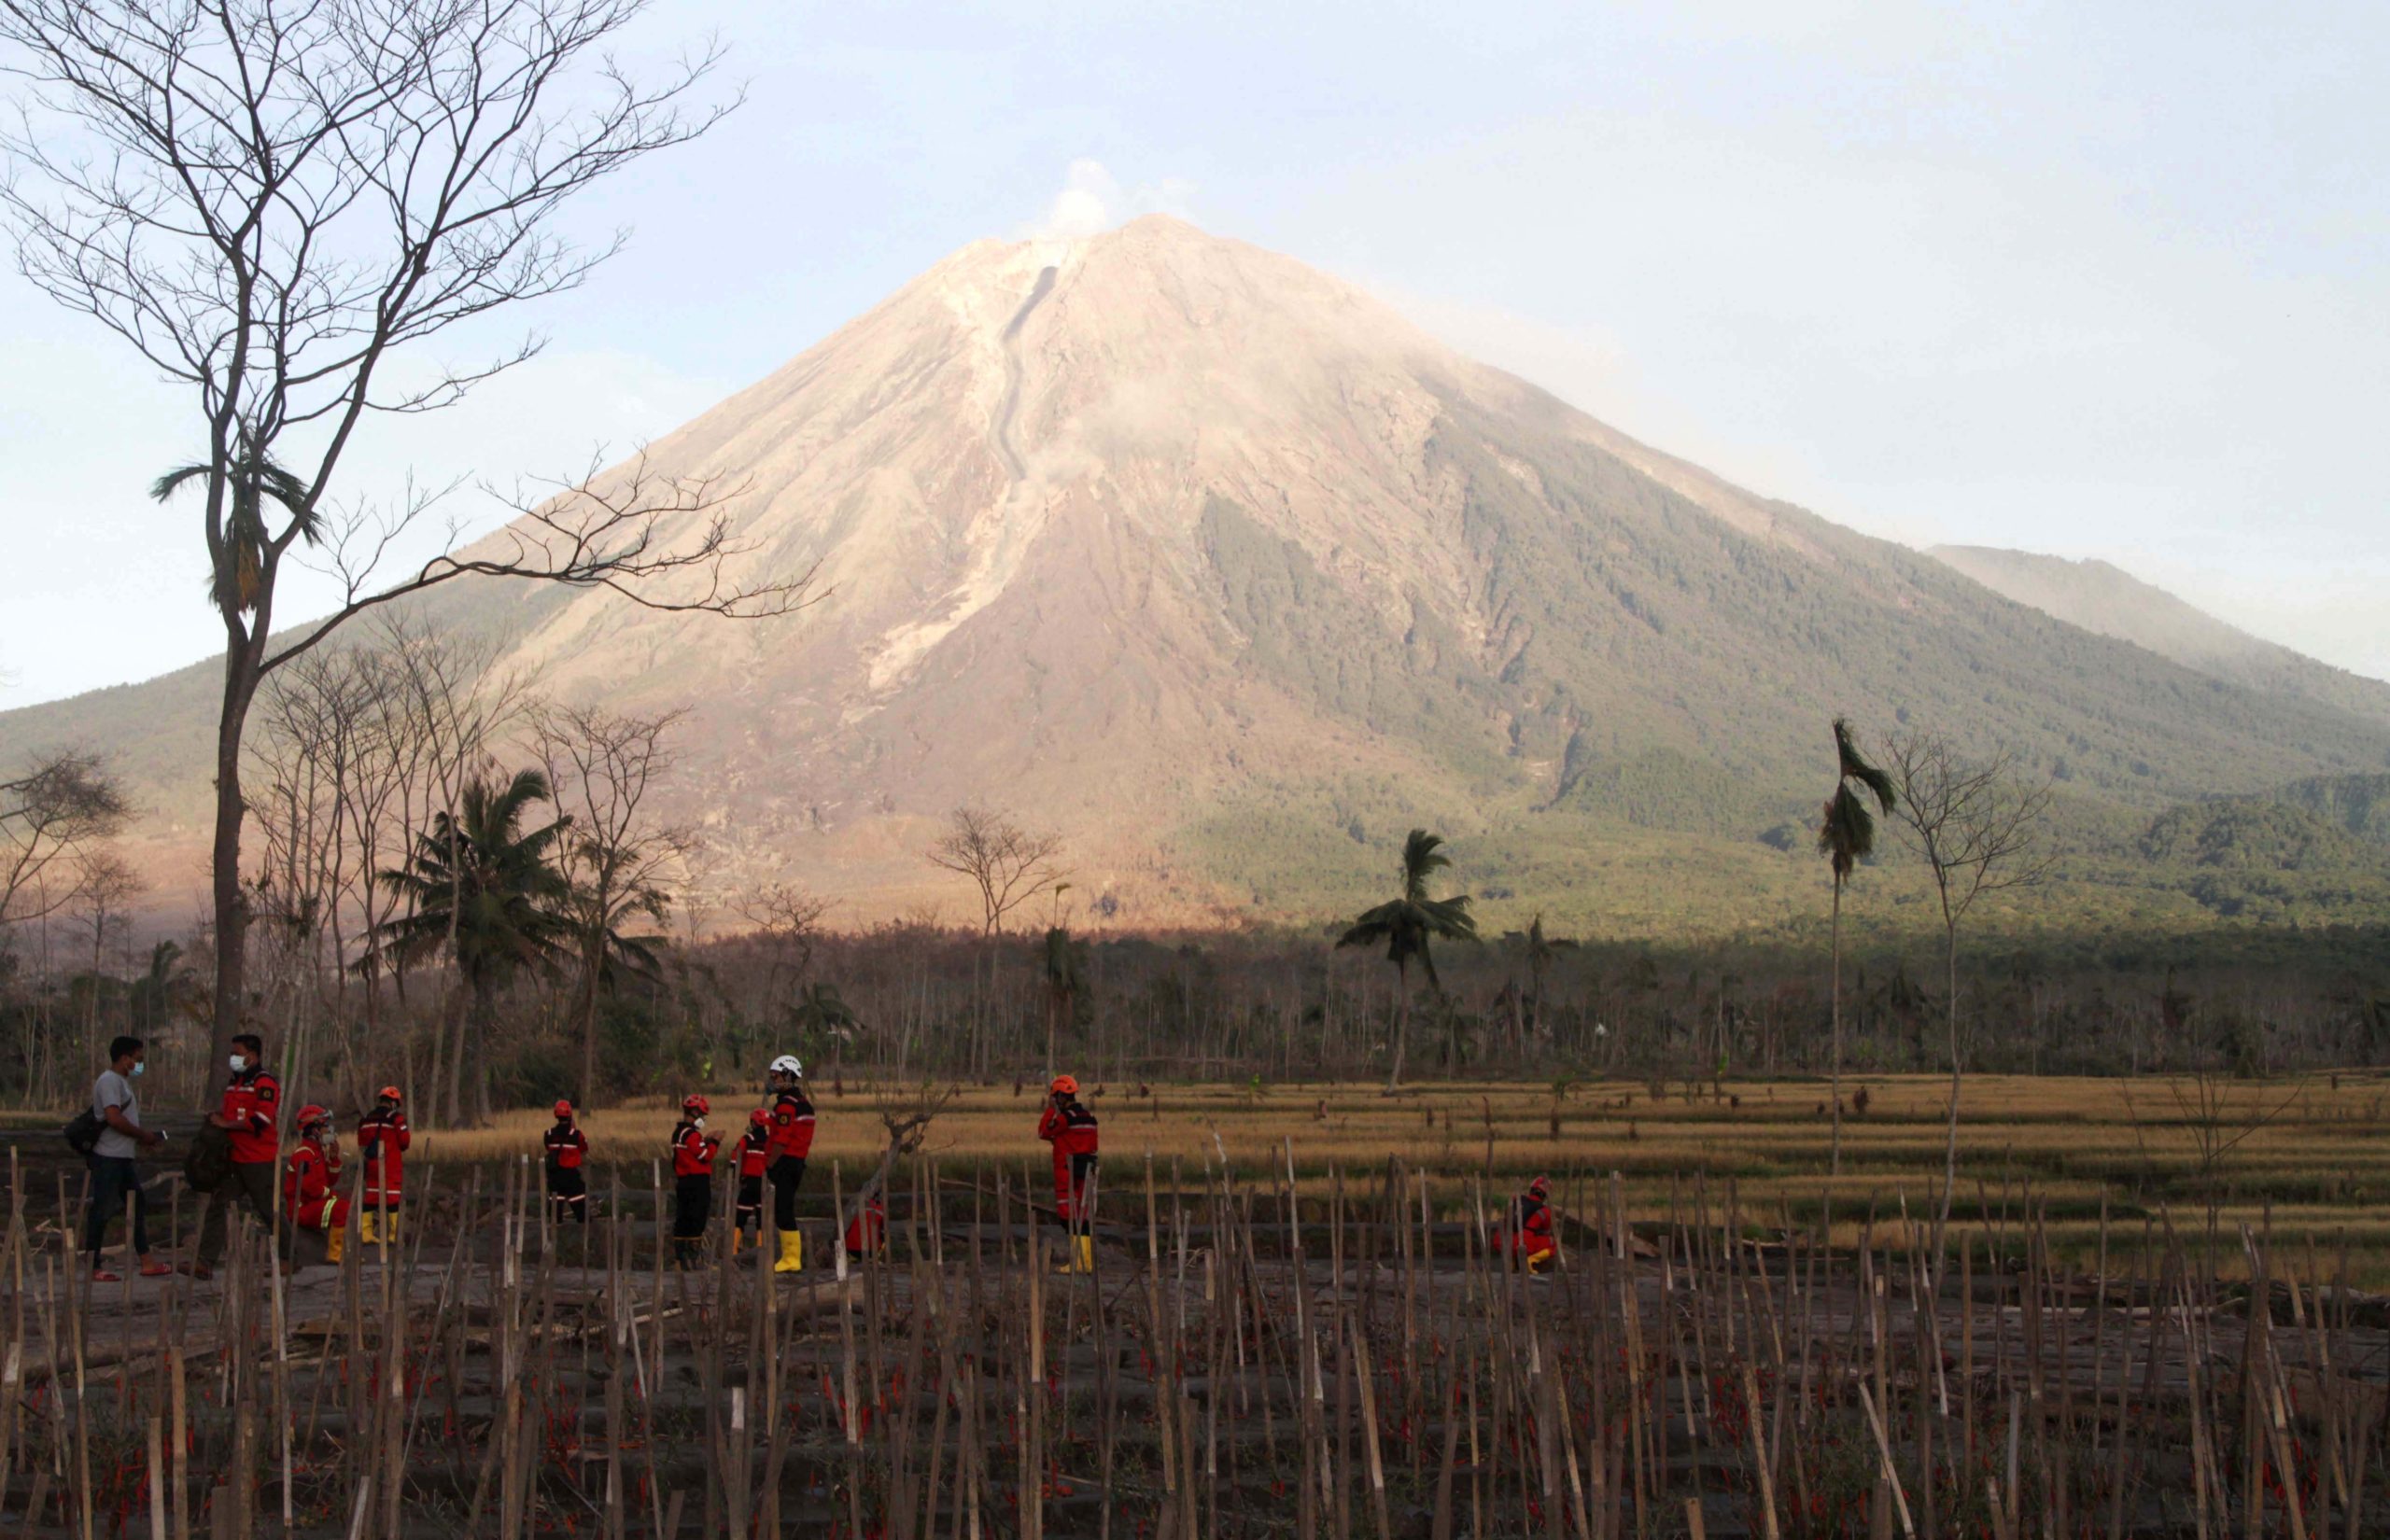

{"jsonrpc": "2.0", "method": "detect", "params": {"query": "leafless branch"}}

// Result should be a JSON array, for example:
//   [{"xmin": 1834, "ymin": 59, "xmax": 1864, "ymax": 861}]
[
  {"xmin": 0, "ymin": 749, "xmax": 130, "ymax": 926},
  {"xmin": 925, "ymin": 805, "xmax": 1067, "ymax": 937}
]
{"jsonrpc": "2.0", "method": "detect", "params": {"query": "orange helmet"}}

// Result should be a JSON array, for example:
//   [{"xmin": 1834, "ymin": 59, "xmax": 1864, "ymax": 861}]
[
  {"xmin": 1049, "ymin": 1074, "xmax": 1078, "ymax": 1097},
  {"xmin": 295, "ymin": 1104, "xmax": 331, "ymax": 1136},
  {"xmin": 682, "ymin": 1094, "xmax": 710, "ymax": 1117},
  {"xmin": 376, "ymin": 1085, "xmax": 402, "ymax": 1104},
  {"xmin": 553, "ymin": 1099, "xmax": 575, "ymax": 1119},
  {"xmin": 748, "ymin": 1107, "xmax": 770, "ymax": 1127}
]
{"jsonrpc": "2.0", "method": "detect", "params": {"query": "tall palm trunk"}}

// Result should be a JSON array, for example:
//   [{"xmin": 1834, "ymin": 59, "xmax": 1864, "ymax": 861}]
[
  {"xmin": 1935, "ymin": 916, "xmax": 1961, "ymax": 1275},
  {"xmin": 578, "ymin": 930, "xmax": 606, "ymax": 1112},
  {"xmin": 1829, "ymin": 875, "xmax": 1844, "ymax": 1175},
  {"xmin": 1384, "ymin": 958, "xmax": 1411, "ymax": 1094},
  {"xmin": 446, "ymin": 976, "xmax": 475, "ymax": 1127},
  {"xmin": 206, "ymin": 630, "xmax": 268, "ymax": 1094}
]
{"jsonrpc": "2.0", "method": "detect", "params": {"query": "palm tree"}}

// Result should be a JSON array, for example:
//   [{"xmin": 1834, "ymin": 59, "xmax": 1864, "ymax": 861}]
[
  {"xmin": 372, "ymin": 768, "xmax": 572, "ymax": 1126},
  {"xmin": 1522, "ymin": 913, "xmax": 1576, "ymax": 1043},
  {"xmin": 150, "ymin": 441, "xmax": 314, "ymax": 614},
  {"xmin": 563, "ymin": 840, "xmax": 672, "ymax": 1110},
  {"xmin": 1818, "ymin": 717, "xmax": 1895, "ymax": 1174},
  {"xmin": 126, "ymin": 939, "xmax": 189, "ymax": 1035},
  {"xmin": 1338, "ymin": 829, "xmax": 1479, "ymax": 1093},
  {"xmin": 1042, "ymin": 924, "xmax": 1090, "ymax": 1076},
  {"xmin": 790, "ymin": 982, "xmax": 862, "ymax": 1076}
]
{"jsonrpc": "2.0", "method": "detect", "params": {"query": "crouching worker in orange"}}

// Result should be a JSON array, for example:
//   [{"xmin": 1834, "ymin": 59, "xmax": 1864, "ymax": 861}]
[
  {"xmin": 1036, "ymin": 1075, "xmax": 1101, "ymax": 1273},
  {"xmin": 1507, "ymin": 1175, "xmax": 1558, "ymax": 1273},
  {"xmin": 731, "ymin": 1109, "xmax": 770, "ymax": 1253},
  {"xmin": 284, "ymin": 1106, "xmax": 348, "ymax": 1266},
  {"xmin": 356, "ymin": 1085, "xmax": 409, "ymax": 1246},
  {"xmin": 845, "ymin": 1192, "xmax": 888, "ymax": 1262}
]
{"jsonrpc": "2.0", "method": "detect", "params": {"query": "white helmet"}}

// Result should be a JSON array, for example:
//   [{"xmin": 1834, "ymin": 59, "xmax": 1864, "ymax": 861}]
[{"xmin": 769, "ymin": 1054, "xmax": 805, "ymax": 1079}]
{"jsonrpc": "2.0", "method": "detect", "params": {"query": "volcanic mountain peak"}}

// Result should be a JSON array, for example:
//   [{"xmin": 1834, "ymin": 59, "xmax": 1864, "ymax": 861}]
[{"xmin": 10, "ymin": 216, "xmax": 2390, "ymax": 927}]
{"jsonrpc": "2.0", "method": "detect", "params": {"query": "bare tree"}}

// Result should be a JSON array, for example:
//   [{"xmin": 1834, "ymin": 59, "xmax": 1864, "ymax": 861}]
[
  {"xmin": 1887, "ymin": 732, "xmax": 2053, "ymax": 1270},
  {"xmin": 737, "ymin": 881, "xmax": 835, "ymax": 1019},
  {"xmin": 0, "ymin": 750, "xmax": 129, "ymax": 928},
  {"xmin": 926, "ymin": 805, "xmax": 1066, "ymax": 938},
  {"xmin": 390, "ymin": 625, "xmax": 534, "ymax": 1127},
  {"xmin": 70, "ymin": 847, "xmax": 143, "ymax": 1067},
  {"xmin": 0, "ymin": 0, "xmax": 816, "ymax": 1081},
  {"xmin": 536, "ymin": 703, "xmax": 690, "ymax": 1109}
]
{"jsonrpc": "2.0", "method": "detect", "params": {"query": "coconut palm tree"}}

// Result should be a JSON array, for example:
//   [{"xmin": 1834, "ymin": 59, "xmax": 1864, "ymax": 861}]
[
  {"xmin": 790, "ymin": 982, "xmax": 863, "ymax": 1076},
  {"xmin": 1523, "ymin": 913, "xmax": 1576, "ymax": 1043},
  {"xmin": 1338, "ymin": 829, "xmax": 1479, "ymax": 1093},
  {"xmin": 1041, "ymin": 923, "xmax": 1090, "ymax": 1076},
  {"xmin": 1818, "ymin": 717, "xmax": 1895, "ymax": 1174},
  {"xmin": 149, "ymin": 441, "xmax": 314, "ymax": 615},
  {"xmin": 372, "ymin": 767, "xmax": 573, "ymax": 1125},
  {"xmin": 562, "ymin": 843, "xmax": 672, "ymax": 1109}
]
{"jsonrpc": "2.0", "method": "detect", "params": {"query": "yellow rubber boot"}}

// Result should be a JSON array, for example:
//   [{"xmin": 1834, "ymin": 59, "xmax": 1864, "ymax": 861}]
[
  {"xmin": 1073, "ymin": 1234, "xmax": 1094, "ymax": 1274},
  {"xmin": 326, "ymin": 1223, "xmax": 346, "ymax": 1265},
  {"xmin": 358, "ymin": 1210, "xmax": 379, "ymax": 1245},
  {"xmin": 730, "ymin": 1228, "xmax": 743, "ymax": 1255},
  {"xmin": 773, "ymin": 1230, "xmax": 804, "ymax": 1275}
]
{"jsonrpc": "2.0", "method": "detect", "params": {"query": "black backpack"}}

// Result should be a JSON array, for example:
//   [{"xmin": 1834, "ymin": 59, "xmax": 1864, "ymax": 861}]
[
  {"xmin": 63, "ymin": 1108, "xmax": 104, "ymax": 1157},
  {"xmin": 183, "ymin": 1123, "xmax": 232, "ymax": 1194}
]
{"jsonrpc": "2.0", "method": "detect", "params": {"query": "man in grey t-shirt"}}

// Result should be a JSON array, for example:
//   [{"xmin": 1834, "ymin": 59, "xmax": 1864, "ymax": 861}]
[{"xmin": 86, "ymin": 1035, "xmax": 168, "ymax": 1281}]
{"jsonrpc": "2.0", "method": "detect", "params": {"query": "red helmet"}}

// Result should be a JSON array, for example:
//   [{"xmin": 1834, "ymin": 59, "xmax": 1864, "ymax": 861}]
[
  {"xmin": 376, "ymin": 1085, "xmax": 402, "ymax": 1104},
  {"xmin": 553, "ymin": 1099, "xmax": 575, "ymax": 1119},
  {"xmin": 1527, "ymin": 1175, "xmax": 1552, "ymax": 1197},
  {"xmin": 748, "ymin": 1107, "xmax": 770, "ymax": 1127},
  {"xmin": 682, "ymin": 1094, "xmax": 710, "ymax": 1117},
  {"xmin": 1049, "ymin": 1074, "xmax": 1078, "ymax": 1097},
  {"xmin": 295, "ymin": 1104, "xmax": 331, "ymax": 1135}
]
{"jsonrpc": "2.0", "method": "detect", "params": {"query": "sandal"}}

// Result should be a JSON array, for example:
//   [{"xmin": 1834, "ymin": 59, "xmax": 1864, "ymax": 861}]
[
  {"xmin": 91, "ymin": 1269, "xmax": 123, "ymax": 1283},
  {"xmin": 138, "ymin": 1259, "xmax": 174, "ymax": 1278}
]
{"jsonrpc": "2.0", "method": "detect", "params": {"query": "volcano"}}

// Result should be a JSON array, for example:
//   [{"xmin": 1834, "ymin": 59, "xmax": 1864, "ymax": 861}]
[{"xmin": 11, "ymin": 216, "xmax": 2390, "ymax": 929}]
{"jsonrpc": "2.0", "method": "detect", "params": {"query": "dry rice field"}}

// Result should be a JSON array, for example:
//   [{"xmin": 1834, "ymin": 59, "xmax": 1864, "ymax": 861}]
[
  {"xmin": 403, "ymin": 1071, "xmax": 2390, "ymax": 1284},
  {"xmin": 6, "ymin": 1071, "xmax": 2389, "ymax": 1535}
]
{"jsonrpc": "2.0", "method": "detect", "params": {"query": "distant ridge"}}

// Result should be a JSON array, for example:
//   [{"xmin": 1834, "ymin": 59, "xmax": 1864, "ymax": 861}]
[{"xmin": 1931, "ymin": 544, "xmax": 2390, "ymax": 730}]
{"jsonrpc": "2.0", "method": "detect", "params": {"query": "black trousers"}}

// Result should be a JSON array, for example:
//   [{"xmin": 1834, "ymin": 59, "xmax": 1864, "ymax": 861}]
[
  {"xmin": 672, "ymin": 1173, "xmax": 712, "ymax": 1239},
  {"xmin": 198, "ymin": 1159, "xmax": 283, "ymax": 1268},
  {"xmin": 547, "ymin": 1167, "xmax": 588, "ymax": 1221},
  {"xmin": 769, "ymin": 1155, "xmax": 806, "ymax": 1231},
  {"xmin": 735, "ymin": 1174, "xmax": 764, "ymax": 1228},
  {"xmin": 84, "ymin": 1156, "xmax": 152, "ymax": 1260}
]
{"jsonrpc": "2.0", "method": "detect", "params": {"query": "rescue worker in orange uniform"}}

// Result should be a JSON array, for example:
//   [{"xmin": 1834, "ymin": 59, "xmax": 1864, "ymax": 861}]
[
  {"xmin": 283, "ymin": 1104, "xmax": 348, "ymax": 1266},
  {"xmin": 1508, "ymin": 1175, "xmax": 1558, "ymax": 1273},
  {"xmin": 543, "ymin": 1099, "xmax": 591, "ymax": 1224},
  {"xmin": 355, "ymin": 1085, "xmax": 410, "ymax": 1246},
  {"xmin": 191, "ymin": 1031, "xmax": 284, "ymax": 1279},
  {"xmin": 764, "ymin": 1056, "xmax": 816, "ymax": 1274},
  {"xmin": 668, "ymin": 1094, "xmax": 722, "ymax": 1267},
  {"xmin": 1036, "ymin": 1075, "xmax": 1100, "ymax": 1273},
  {"xmin": 731, "ymin": 1108, "xmax": 770, "ymax": 1253},
  {"xmin": 844, "ymin": 1191, "xmax": 888, "ymax": 1262}
]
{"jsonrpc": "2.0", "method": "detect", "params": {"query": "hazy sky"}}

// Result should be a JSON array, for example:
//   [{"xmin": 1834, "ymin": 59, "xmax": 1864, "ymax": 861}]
[{"xmin": 5, "ymin": 0, "xmax": 2385, "ymax": 706}]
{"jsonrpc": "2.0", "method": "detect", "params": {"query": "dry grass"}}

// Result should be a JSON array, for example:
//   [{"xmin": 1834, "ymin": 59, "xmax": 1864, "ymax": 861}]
[{"xmin": 391, "ymin": 1070, "xmax": 2390, "ymax": 1281}]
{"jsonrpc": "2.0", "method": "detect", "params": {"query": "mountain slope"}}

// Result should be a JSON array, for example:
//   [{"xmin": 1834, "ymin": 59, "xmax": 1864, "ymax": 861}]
[
  {"xmin": 8, "ymin": 217, "xmax": 2390, "ymax": 928},
  {"xmin": 1930, "ymin": 544, "xmax": 2390, "ymax": 730}
]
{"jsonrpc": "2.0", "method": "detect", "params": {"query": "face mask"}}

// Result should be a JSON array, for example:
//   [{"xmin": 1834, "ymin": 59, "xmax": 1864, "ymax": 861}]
[
  {"xmin": 693, "ymin": 1116, "xmax": 707, "ymax": 1129},
  {"xmin": 131, "ymin": 1062, "xmax": 146, "ymax": 1078},
  {"xmin": 229, "ymin": 1055, "xmax": 247, "ymax": 1072}
]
